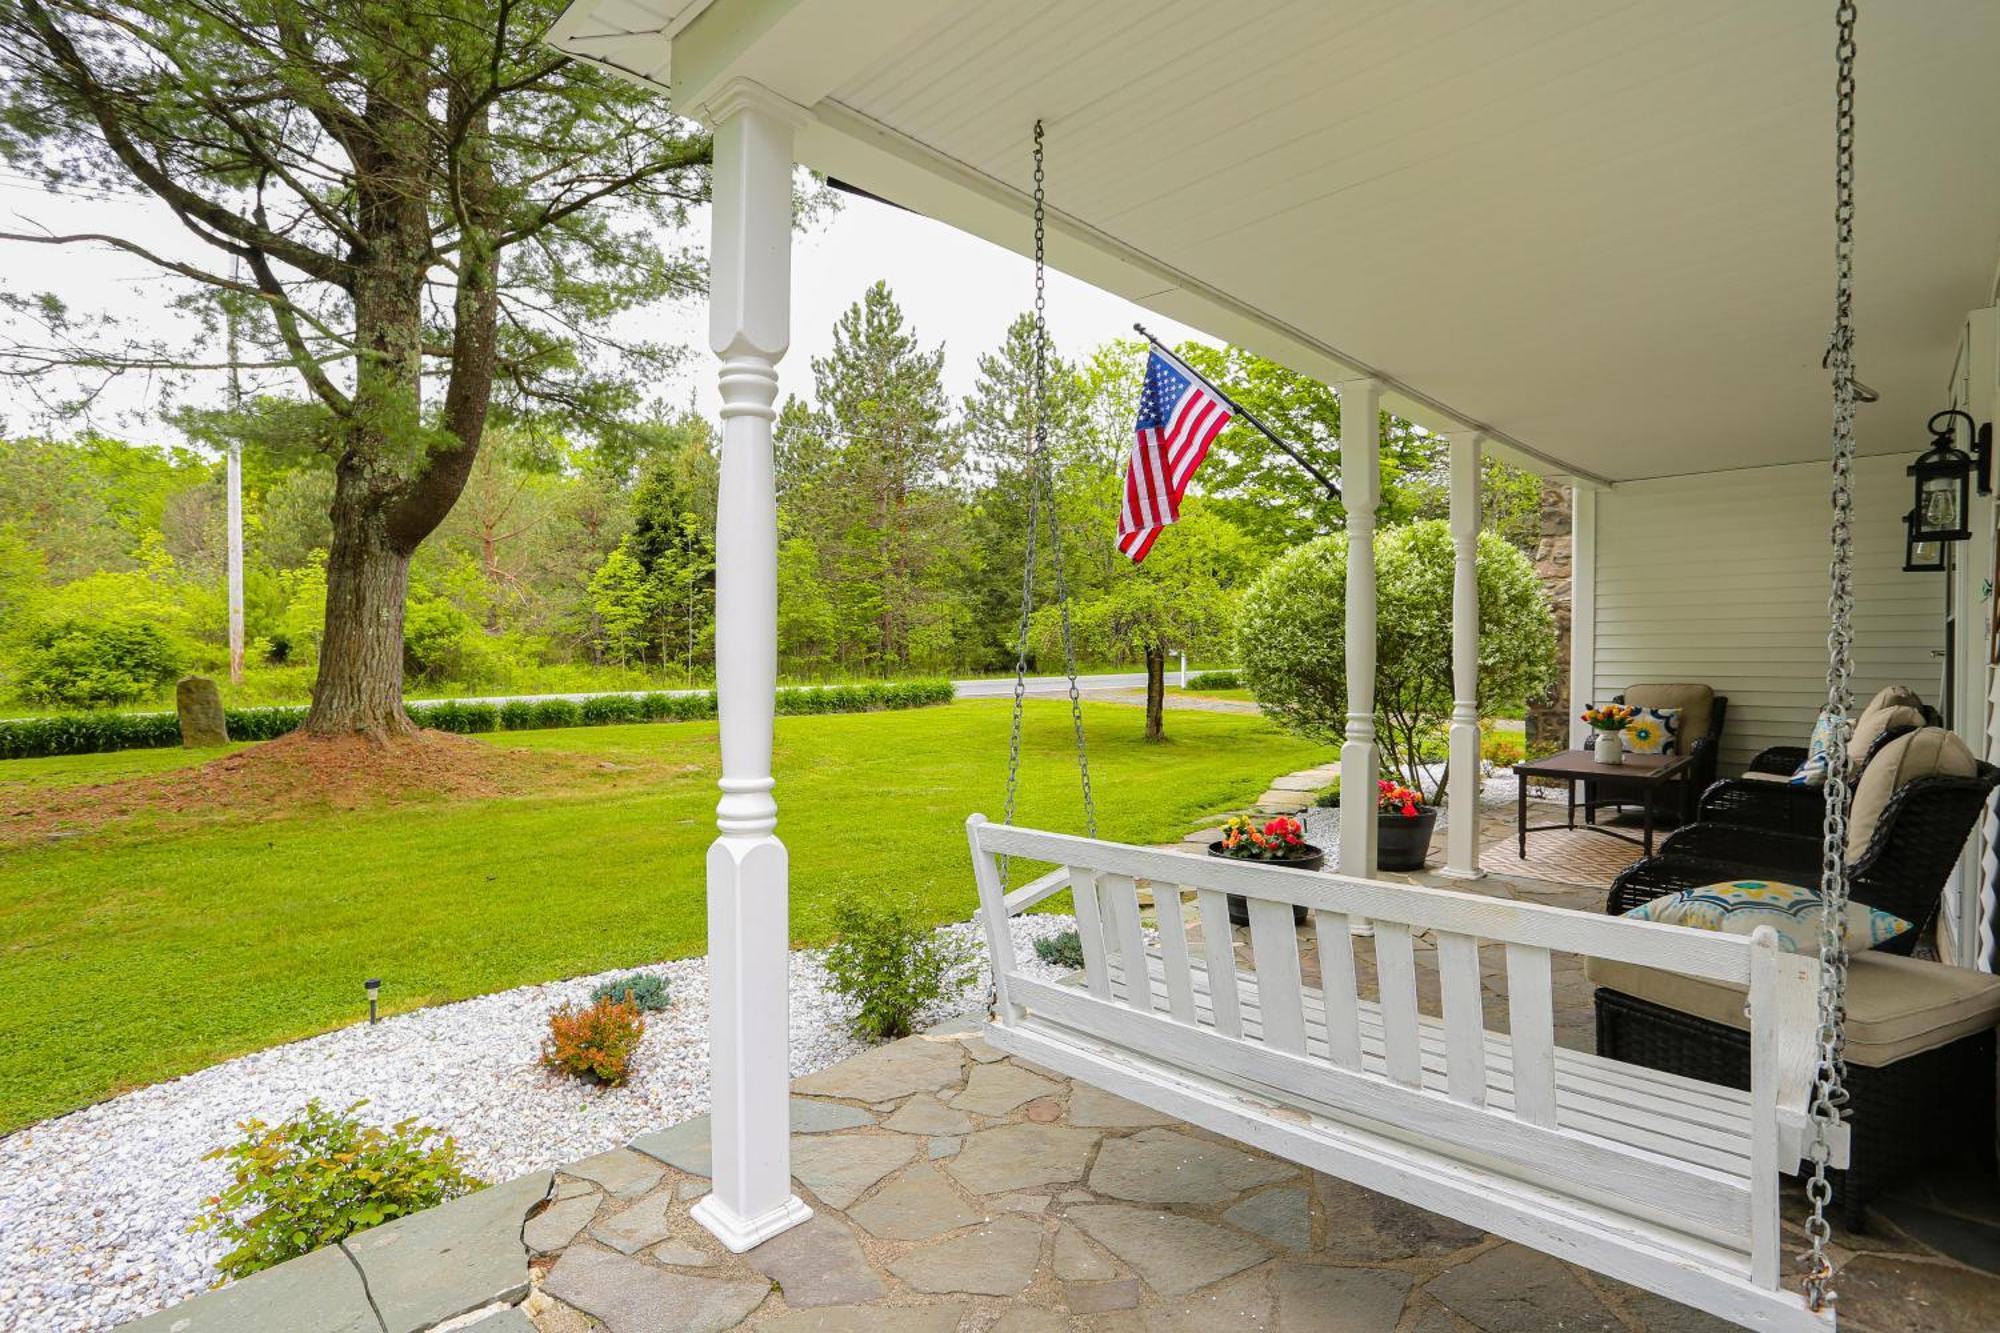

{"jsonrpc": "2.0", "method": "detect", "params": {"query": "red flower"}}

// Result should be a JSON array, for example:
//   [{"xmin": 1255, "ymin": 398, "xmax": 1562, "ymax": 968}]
[{"xmin": 1400, "ymin": 801, "xmax": 1418, "ymax": 818}]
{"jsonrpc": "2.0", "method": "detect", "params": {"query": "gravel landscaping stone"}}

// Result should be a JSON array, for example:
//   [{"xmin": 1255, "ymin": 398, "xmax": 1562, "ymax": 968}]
[{"xmin": 0, "ymin": 914, "xmax": 1075, "ymax": 1333}]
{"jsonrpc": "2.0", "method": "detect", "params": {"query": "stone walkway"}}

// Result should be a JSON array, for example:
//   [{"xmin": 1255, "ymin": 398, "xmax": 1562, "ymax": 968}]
[{"xmin": 135, "ymin": 1012, "xmax": 2000, "ymax": 1333}]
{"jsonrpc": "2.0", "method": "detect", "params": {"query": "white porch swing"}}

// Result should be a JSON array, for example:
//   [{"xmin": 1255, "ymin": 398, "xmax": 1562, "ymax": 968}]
[{"xmin": 967, "ymin": 8, "xmax": 1865, "ymax": 1329}]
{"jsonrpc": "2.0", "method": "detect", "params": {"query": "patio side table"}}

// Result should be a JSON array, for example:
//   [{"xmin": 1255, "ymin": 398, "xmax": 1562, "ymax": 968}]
[{"xmin": 1513, "ymin": 749, "xmax": 1695, "ymax": 858}]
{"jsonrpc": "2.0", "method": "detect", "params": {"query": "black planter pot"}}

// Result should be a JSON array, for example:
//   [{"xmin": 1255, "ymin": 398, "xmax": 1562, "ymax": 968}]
[
  {"xmin": 1377, "ymin": 807, "xmax": 1439, "ymax": 872},
  {"xmin": 1208, "ymin": 842, "xmax": 1323, "ymax": 927}
]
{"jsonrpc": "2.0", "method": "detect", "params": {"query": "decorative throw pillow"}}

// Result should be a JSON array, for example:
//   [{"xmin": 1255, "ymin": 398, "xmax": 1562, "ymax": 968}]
[
  {"xmin": 1623, "ymin": 880, "xmax": 1910, "ymax": 956},
  {"xmin": 1790, "ymin": 709, "xmax": 1841, "ymax": 787},
  {"xmin": 1620, "ymin": 706, "xmax": 1680, "ymax": 755}
]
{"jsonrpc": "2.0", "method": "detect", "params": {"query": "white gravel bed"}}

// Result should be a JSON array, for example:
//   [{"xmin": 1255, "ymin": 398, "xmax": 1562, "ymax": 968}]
[{"xmin": 0, "ymin": 914, "xmax": 1081, "ymax": 1333}]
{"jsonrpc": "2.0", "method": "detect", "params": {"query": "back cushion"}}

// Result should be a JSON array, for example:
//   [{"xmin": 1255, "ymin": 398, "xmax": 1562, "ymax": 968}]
[
  {"xmin": 1846, "ymin": 705, "xmax": 1925, "ymax": 768},
  {"xmin": 1624, "ymin": 683, "xmax": 1714, "ymax": 746},
  {"xmin": 1861, "ymin": 685, "xmax": 1924, "ymax": 718},
  {"xmin": 1846, "ymin": 728, "xmax": 1978, "ymax": 859}
]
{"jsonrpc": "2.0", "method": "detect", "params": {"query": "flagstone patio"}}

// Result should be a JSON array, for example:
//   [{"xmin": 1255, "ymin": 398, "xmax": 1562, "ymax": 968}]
[{"xmin": 134, "ymin": 1010, "xmax": 2000, "ymax": 1333}]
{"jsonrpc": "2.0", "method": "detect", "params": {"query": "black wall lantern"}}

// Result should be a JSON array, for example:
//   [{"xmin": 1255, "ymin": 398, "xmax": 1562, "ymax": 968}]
[
  {"xmin": 1903, "ymin": 509, "xmax": 1947, "ymax": 573},
  {"xmin": 1907, "ymin": 408, "xmax": 1992, "ymax": 545}
]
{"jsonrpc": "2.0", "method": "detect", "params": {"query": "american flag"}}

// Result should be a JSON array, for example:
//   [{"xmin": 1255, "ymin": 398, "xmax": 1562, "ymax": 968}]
[{"xmin": 1118, "ymin": 347, "xmax": 1232, "ymax": 562}]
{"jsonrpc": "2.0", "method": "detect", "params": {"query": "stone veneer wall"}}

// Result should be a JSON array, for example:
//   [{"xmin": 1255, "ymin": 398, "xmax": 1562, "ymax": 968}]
[{"xmin": 1524, "ymin": 481, "xmax": 1572, "ymax": 754}]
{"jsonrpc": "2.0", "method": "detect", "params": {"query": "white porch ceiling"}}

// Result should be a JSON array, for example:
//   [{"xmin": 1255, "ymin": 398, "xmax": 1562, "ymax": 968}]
[{"xmin": 551, "ymin": 0, "xmax": 2000, "ymax": 484}]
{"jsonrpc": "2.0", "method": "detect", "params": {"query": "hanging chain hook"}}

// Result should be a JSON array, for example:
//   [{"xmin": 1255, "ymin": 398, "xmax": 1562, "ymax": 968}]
[{"xmin": 1803, "ymin": 0, "xmax": 1859, "ymax": 1314}]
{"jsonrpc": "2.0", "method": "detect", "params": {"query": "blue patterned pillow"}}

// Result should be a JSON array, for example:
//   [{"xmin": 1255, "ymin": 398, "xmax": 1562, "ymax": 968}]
[
  {"xmin": 1620, "ymin": 706, "xmax": 1680, "ymax": 756},
  {"xmin": 1790, "ymin": 710, "xmax": 1841, "ymax": 787},
  {"xmin": 1624, "ymin": 880, "xmax": 1909, "ymax": 956}
]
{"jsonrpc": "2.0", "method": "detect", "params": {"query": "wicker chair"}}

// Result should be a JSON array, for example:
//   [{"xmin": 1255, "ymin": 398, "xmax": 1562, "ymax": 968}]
[
  {"xmin": 1692, "ymin": 721, "xmax": 1922, "ymax": 841},
  {"xmin": 1596, "ymin": 747, "xmax": 2000, "ymax": 1224},
  {"xmin": 1584, "ymin": 688, "xmax": 1728, "ymax": 826}
]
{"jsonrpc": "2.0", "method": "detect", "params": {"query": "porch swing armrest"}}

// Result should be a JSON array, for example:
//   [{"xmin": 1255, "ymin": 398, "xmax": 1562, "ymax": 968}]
[{"xmin": 1004, "ymin": 867, "xmax": 1072, "ymax": 914}]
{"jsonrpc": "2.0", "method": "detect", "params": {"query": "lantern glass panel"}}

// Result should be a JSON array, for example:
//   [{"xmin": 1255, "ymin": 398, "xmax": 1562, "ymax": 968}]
[{"xmin": 1920, "ymin": 473, "xmax": 1961, "ymax": 533}]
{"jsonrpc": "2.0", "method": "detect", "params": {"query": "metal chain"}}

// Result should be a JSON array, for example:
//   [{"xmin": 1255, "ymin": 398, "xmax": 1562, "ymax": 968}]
[
  {"xmin": 1803, "ymin": 0, "xmax": 1859, "ymax": 1312},
  {"xmin": 1002, "ymin": 121, "xmax": 1098, "ymax": 878}
]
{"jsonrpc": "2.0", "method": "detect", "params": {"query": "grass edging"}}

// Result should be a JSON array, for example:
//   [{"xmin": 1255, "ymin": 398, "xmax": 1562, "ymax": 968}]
[{"xmin": 0, "ymin": 679, "xmax": 956, "ymax": 760}]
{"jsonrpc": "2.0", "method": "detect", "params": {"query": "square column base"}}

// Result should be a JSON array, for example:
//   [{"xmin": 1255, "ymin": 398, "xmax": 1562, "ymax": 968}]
[{"xmin": 691, "ymin": 1191, "xmax": 813, "ymax": 1253}]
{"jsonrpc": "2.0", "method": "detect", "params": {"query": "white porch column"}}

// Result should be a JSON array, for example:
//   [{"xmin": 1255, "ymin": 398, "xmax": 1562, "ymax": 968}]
[
  {"xmin": 689, "ymin": 80, "xmax": 813, "ymax": 1254},
  {"xmin": 1442, "ymin": 432, "xmax": 1485, "ymax": 879},
  {"xmin": 1338, "ymin": 378, "xmax": 1382, "ymax": 881}
]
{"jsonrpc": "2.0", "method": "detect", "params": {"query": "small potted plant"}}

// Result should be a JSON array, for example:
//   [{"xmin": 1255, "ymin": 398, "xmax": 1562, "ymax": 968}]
[
  {"xmin": 1580, "ymin": 703, "xmax": 1637, "ymax": 765},
  {"xmin": 1208, "ymin": 813, "xmax": 1322, "ymax": 925},
  {"xmin": 1375, "ymin": 779, "xmax": 1438, "ymax": 872}
]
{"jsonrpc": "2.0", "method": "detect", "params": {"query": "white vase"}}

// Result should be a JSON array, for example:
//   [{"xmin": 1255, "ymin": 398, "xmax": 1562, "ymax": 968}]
[{"xmin": 1594, "ymin": 731, "xmax": 1624, "ymax": 765}]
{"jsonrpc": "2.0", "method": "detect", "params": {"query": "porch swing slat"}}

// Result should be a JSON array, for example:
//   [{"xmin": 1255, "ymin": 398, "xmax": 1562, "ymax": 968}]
[
  {"xmin": 1103, "ymin": 873, "xmax": 1150, "ymax": 1014},
  {"xmin": 1153, "ymin": 887, "xmax": 1198, "ymax": 1024},
  {"xmin": 1247, "ymin": 898, "xmax": 1307, "ymax": 1055},
  {"xmin": 1437, "ymin": 931, "xmax": 1487, "ymax": 1107},
  {"xmin": 1374, "ymin": 921, "xmax": 1423, "ymax": 1087},
  {"xmin": 1313, "ymin": 909, "xmax": 1364, "ymax": 1070},
  {"xmin": 1067, "ymin": 866, "xmax": 1113, "ymax": 1001},
  {"xmin": 1506, "ymin": 943, "xmax": 1560, "ymax": 1129},
  {"xmin": 1194, "ymin": 889, "xmax": 1243, "ymax": 1038}
]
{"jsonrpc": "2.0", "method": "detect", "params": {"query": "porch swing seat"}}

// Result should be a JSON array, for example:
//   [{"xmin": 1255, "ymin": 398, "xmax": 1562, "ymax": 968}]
[{"xmin": 968, "ymin": 817, "xmax": 1843, "ymax": 1330}]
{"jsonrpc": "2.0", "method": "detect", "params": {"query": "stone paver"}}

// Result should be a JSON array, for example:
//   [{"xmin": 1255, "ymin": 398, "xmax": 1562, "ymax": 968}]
[
  {"xmin": 882, "ymin": 1094, "xmax": 972, "ymax": 1136},
  {"xmin": 565, "ymin": 1147, "xmax": 667, "ymax": 1198},
  {"xmin": 1224, "ymin": 1185, "xmax": 1311, "ymax": 1252},
  {"xmin": 588, "ymin": 1190, "xmax": 676, "ymax": 1255},
  {"xmin": 543, "ymin": 1245, "xmax": 769, "ymax": 1333},
  {"xmin": 946, "ymin": 1122, "xmax": 1099, "ymax": 1195},
  {"xmin": 1053, "ymin": 1222, "xmax": 1118, "ymax": 1280},
  {"xmin": 887, "ymin": 1214, "xmax": 1045, "ymax": 1296},
  {"xmin": 792, "ymin": 1097, "xmax": 879, "ymax": 1134},
  {"xmin": 792, "ymin": 1035, "xmax": 964, "ymax": 1101},
  {"xmin": 1424, "ymin": 1243, "xmax": 1622, "ymax": 1332},
  {"xmin": 1065, "ymin": 1083, "xmax": 1178, "ymax": 1128},
  {"xmin": 948, "ymin": 1062, "xmax": 1061, "ymax": 1116},
  {"xmin": 744, "ymin": 1215, "xmax": 885, "ymax": 1307},
  {"xmin": 341, "ymin": 1169, "xmax": 550, "ymax": 1333},
  {"xmin": 1273, "ymin": 1262, "xmax": 1414, "ymax": 1332},
  {"xmin": 462, "ymin": 1309, "xmax": 538, "ymax": 1333},
  {"xmin": 1312, "ymin": 1171, "xmax": 1485, "ymax": 1262},
  {"xmin": 1089, "ymin": 1127, "xmax": 1294, "ymax": 1205},
  {"xmin": 526, "ymin": 1191, "xmax": 602, "ymax": 1256},
  {"xmin": 1066, "ymin": 1277, "xmax": 1142, "ymax": 1313},
  {"xmin": 630, "ymin": 1115, "xmax": 711, "ymax": 1175},
  {"xmin": 790, "ymin": 1133, "xmax": 917, "ymax": 1209},
  {"xmin": 848, "ymin": 1163, "xmax": 983, "ymax": 1240},
  {"xmin": 756, "ymin": 1309, "xmax": 969, "ymax": 1333},
  {"xmin": 1068, "ymin": 1204, "xmax": 1270, "ymax": 1299},
  {"xmin": 121, "ymin": 1240, "xmax": 378, "ymax": 1333},
  {"xmin": 652, "ymin": 1239, "xmax": 714, "ymax": 1267}
]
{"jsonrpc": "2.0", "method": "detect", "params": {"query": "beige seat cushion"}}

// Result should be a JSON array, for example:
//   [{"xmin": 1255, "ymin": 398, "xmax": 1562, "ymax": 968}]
[
  {"xmin": 1845, "ymin": 704, "xmax": 1925, "ymax": 768},
  {"xmin": 1861, "ymin": 684, "xmax": 1925, "ymax": 717},
  {"xmin": 1740, "ymin": 770, "xmax": 1792, "ymax": 783},
  {"xmin": 1588, "ymin": 949, "xmax": 2000, "ymax": 1066},
  {"xmin": 1846, "ymin": 727, "xmax": 1978, "ymax": 859},
  {"xmin": 1623, "ymin": 683, "xmax": 1714, "ymax": 749}
]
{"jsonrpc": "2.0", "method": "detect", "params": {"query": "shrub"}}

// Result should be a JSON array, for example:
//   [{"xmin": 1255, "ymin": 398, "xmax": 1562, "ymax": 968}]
[
  {"xmin": 589, "ymin": 972, "xmax": 671, "ymax": 1013},
  {"xmin": 224, "ymin": 705, "xmax": 309, "ymax": 741},
  {"xmin": 498, "ymin": 699, "xmax": 537, "ymax": 731},
  {"xmin": 17, "ymin": 617, "xmax": 182, "ymax": 709},
  {"xmin": 1186, "ymin": 669, "xmax": 1240, "ymax": 690},
  {"xmin": 1237, "ymin": 521, "xmax": 1555, "ymax": 803},
  {"xmin": 541, "ymin": 997, "xmax": 645, "ymax": 1085},
  {"xmin": 637, "ymin": 691, "xmax": 678, "ymax": 721},
  {"xmin": 1481, "ymin": 730, "xmax": 1525, "ymax": 767},
  {"xmin": 1313, "ymin": 778, "xmax": 1341, "ymax": 807},
  {"xmin": 532, "ymin": 698, "xmax": 580, "ymax": 729},
  {"xmin": 580, "ymin": 693, "xmax": 642, "ymax": 725},
  {"xmin": 193, "ymin": 1099, "xmax": 481, "ymax": 1280},
  {"xmin": 1034, "ymin": 930, "xmax": 1085, "ymax": 970},
  {"xmin": 823, "ymin": 899, "xmax": 975, "ymax": 1041}
]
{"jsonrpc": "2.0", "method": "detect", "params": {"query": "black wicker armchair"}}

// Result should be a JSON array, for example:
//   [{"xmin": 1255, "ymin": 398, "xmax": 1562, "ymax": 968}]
[
  {"xmin": 1692, "ymin": 722, "xmax": 1922, "ymax": 840},
  {"xmin": 1584, "ymin": 690, "xmax": 1728, "ymax": 826}
]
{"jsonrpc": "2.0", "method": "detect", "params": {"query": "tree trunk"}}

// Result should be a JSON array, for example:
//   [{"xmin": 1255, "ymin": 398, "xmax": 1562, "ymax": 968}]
[
  {"xmin": 308, "ymin": 464, "xmax": 414, "ymax": 737},
  {"xmin": 1145, "ymin": 643, "xmax": 1166, "ymax": 742}
]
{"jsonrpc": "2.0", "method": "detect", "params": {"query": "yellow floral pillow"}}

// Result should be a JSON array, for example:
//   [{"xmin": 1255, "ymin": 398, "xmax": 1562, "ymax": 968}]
[{"xmin": 1621, "ymin": 706, "xmax": 1681, "ymax": 756}]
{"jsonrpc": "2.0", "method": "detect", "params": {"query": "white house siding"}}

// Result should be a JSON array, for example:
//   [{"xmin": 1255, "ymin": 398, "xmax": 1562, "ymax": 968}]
[{"xmin": 1586, "ymin": 454, "xmax": 1943, "ymax": 775}]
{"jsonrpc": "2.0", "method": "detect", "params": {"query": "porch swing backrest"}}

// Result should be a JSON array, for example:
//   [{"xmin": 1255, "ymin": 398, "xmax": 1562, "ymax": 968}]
[{"xmin": 968, "ymin": 817, "xmax": 1843, "ymax": 1330}]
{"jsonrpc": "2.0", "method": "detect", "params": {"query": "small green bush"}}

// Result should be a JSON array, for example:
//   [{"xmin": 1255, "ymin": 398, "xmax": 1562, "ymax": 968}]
[
  {"xmin": 498, "ymin": 699, "xmax": 537, "ymax": 730},
  {"xmin": 1185, "ymin": 669, "xmax": 1240, "ymax": 690},
  {"xmin": 541, "ymin": 997, "xmax": 646, "ymax": 1085},
  {"xmin": 1033, "ymin": 930, "xmax": 1085, "ymax": 970},
  {"xmin": 532, "ymin": 698, "xmax": 580, "ymax": 729},
  {"xmin": 580, "ymin": 694, "xmax": 642, "ymax": 725},
  {"xmin": 193, "ymin": 1099, "xmax": 481, "ymax": 1280},
  {"xmin": 823, "ymin": 899, "xmax": 975, "ymax": 1041},
  {"xmin": 225, "ymin": 706, "xmax": 310, "ymax": 741},
  {"xmin": 18, "ymin": 618, "xmax": 183, "ymax": 709},
  {"xmin": 1481, "ymin": 730, "xmax": 1525, "ymax": 767},
  {"xmin": 589, "ymin": 972, "xmax": 671, "ymax": 1012}
]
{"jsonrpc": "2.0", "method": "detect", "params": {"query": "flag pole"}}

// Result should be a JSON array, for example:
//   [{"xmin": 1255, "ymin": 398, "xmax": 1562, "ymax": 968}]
[{"xmin": 1132, "ymin": 323, "xmax": 1341, "ymax": 503}]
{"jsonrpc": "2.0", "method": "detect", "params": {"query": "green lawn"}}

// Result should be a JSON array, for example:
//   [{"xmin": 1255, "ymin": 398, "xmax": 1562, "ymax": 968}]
[{"xmin": 0, "ymin": 700, "xmax": 1321, "ymax": 1131}]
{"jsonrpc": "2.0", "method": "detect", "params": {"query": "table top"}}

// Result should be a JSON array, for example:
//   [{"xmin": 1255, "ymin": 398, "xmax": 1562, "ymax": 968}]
[{"xmin": 1514, "ymin": 748, "xmax": 1694, "ymax": 783}]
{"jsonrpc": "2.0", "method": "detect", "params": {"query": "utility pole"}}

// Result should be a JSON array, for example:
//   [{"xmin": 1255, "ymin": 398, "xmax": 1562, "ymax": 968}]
[{"xmin": 225, "ymin": 267, "xmax": 245, "ymax": 685}]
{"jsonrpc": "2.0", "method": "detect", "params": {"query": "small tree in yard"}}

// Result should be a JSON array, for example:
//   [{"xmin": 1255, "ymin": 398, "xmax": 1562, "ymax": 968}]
[
  {"xmin": 0, "ymin": 1, "xmax": 713, "ymax": 737},
  {"xmin": 1238, "ymin": 520, "xmax": 1555, "ymax": 802},
  {"xmin": 1034, "ymin": 504, "xmax": 1252, "ymax": 741}
]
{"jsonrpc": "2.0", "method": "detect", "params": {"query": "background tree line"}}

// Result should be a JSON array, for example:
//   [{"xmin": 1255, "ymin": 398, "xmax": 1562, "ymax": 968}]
[{"xmin": 0, "ymin": 278, "xmax": 1542, "ymax": 712}]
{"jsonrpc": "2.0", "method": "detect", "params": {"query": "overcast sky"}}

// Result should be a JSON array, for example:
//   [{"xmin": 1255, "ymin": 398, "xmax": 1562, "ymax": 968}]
[{"xmin": 0, "ymin": 174, "xmax": 1210, "ymax": 446}]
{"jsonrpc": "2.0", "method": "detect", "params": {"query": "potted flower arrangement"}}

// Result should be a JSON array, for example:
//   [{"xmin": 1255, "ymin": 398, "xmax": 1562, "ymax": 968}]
[
  {"xmin": 1375, "ymin": 778, "xmax": 1439, "ymax": 871},
  {"xmin": 1580, "ymin": 702, "xmax": 1637, "ymax": 765},
  {"xmin": 1208, "ymin": 813, "xmax": 1322, "ymax": 925}
]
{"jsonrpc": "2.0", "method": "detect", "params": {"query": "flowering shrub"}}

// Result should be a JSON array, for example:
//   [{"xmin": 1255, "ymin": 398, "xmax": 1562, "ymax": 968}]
[
  {"xmin": 541, "ymin": 997, "xmax": 646, "ymax": 1085},
  {"xmin": 1377, "ymin": 779, "xmax": 1426, "ymax": 818},
  {"xmin": 1580, "ymin": 703, "xmax": 1637, "ymax": 732},
  {"xmin": 193, "ymin": 1099, "xmax": 481, "ymax": 1280},
  {"xmin": 1215, "ymin": 813, "xmax": 1311, "ymax": 861}
]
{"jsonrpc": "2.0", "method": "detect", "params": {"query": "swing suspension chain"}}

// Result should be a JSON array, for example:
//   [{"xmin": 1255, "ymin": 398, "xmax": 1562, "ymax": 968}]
[
  {"xmin": 1803, "ymin": 0, "xmax": 1859, "ymax": 1313},
  {"xmin": 1003, "ymin": 120, "xmax": 1097, "ymax": 878}
]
